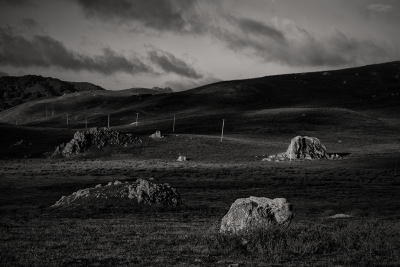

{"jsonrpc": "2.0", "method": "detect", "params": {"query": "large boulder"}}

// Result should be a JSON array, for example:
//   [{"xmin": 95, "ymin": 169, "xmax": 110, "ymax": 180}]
[
  {"xmin": 285, "ymin": 136, "xmax": 327, "ymax": 159},
  {"xmin": 52, "ymin": 127, "xmax": 141, "ymax": 157},
  {"xmin": 220, "ymin": 197, "xmax": 293, "ymax": 233},
  {"xmin": 52, "ymin": 179, "xmax": 183, "ymax": 207}
]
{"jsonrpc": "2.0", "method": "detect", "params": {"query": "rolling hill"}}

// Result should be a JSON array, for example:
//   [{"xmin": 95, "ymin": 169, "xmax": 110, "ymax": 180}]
[
  {"xmin": 0, "ymin": 75, "xmax": 105, "ymax": 110},
  {"xmin": 0, "ymin": 61, "xmax": 398, "ymax": 159},
  {"xmin": 0, "ymin": 61, "xmax": 398, "ymax": 128}
]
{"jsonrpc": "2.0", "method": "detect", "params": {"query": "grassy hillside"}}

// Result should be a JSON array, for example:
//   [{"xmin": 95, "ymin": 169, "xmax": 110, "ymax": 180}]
[
  {"xmin": 0, "ymin": 75, "xmax": 105, "ymax": 110},
  {"xmin": 0, "ymin": 61, "xmax": 399, "ymax": 129}
]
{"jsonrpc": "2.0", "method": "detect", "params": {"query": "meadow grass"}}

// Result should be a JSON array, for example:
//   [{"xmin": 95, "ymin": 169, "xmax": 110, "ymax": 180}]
[{"xmin": 1, "ymin": 133, "xmax": 400, "ymax": 266}]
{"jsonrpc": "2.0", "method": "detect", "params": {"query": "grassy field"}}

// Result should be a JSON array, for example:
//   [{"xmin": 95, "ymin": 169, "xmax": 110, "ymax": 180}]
[
  {"xmin": 1, "ymin": 131, "xmax": 400, "ymax": 266},
  {"xmin": 0, "ymin": 61, "xmax": 399, "ymax": 266}
]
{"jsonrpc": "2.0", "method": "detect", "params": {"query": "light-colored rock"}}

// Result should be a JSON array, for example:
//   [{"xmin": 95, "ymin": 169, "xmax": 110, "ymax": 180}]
[
  {"xmin": 220, "ymin": 196, "xmax": 294, "ymax": 233},
  {"xmin": 150, "ymin": 130, "xmax": 163, "ymax": 139},
  {"xmin": 329, "ymin": 213, "xmax": 352, "ymax": 219},
  {"xmin": 95, "ymin": 184, "xmax": 102, "ymax": 188},
  {"xmin": 285, "ymin": 136, "xmax": 328, "ymax": 160},
  {"xmin": 177, "ymin": 155, "xmax": 187, "ymax": 162},
  {"xmin": 52, "ymin": 179, "xmax": 183, "ymax": 207},
  {"xmin": 114, "ymin": 180, "xmax": 122, "ymax": 185}
]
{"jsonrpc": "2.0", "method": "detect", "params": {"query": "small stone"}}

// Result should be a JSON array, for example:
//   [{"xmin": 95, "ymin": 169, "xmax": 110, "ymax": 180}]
[
  {"xmin": 329, "ymin": 213, "xmax": 352, "ymax": 219},
  {"xmin": 95, "ymin": 184, "xmax": 102, "ymax": 188},
  {"xmin": 177, "ymin": 155, "xmax": 187, "ymax": 162},
  {"xmin": 150, "ymin": 130, "xmax": 163, "ymax": 139},
  {"xmin": 114, "ymin": 180, "xmax": 122, "ymax": 185},
  {"xmin": 106, "ymin": 182, "xmax": 112, "ymax": 186}
]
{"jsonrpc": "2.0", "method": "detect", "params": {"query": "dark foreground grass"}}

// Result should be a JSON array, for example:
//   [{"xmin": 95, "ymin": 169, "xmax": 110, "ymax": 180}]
[
  {"xmin": 1, "ymin": 207, "xmax": 399, "ymax": 267},
  {"xmin": 207, "ymin": 220, "xmax": 400, "ymax": 266},
  {"xmin": 1, "ymin": 133, "xmax": 399, "ymax": 266}
]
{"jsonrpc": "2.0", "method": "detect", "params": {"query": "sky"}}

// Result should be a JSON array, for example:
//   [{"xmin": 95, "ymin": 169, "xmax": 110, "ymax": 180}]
[{"xmin": 0, "ymin": 0, "xmax": 400, "ymax": 91}]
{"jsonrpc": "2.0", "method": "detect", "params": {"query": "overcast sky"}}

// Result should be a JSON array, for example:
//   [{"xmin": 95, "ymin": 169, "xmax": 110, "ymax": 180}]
[{"xmin": 1, "ymin": 0, "xmax": 399, "ymax": 91}]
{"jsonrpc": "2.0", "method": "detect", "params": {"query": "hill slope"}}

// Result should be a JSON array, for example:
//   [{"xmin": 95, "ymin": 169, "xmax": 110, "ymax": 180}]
[
  {"xmin": 0, "ymin": 75, "xmax": 105, "ymax": 110},
  {"xmin": 0, "ymin": 61, "xmax": 399, "ymax": 129}
]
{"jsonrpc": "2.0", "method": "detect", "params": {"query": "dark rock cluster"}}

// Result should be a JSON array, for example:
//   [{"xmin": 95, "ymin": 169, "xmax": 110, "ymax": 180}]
[
  {"xmin": 52, "ymin": 179, "xmax": 183, "ymax": 207},
  {"xmin": 52, "ymin": 127, "xmax": 141, "ymax": 157}
]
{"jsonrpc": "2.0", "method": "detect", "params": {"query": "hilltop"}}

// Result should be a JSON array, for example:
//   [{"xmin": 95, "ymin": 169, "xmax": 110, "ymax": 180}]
[{"xmin": 0, "ymin": 75, "xmax": 105, "ymax": 110}]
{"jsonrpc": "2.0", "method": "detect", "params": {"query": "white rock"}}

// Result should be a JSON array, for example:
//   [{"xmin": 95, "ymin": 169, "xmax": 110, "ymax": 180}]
[
  {"xmin": 177, "ymin": 155, "xmax": 187, "ymax": 162},
  {"xmin": 220, "ymin": 196, "xmax": 294, "ymax": 233}
]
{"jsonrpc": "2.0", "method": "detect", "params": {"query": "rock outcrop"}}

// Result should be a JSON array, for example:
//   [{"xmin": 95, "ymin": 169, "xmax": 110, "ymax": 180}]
[
  {"xmin": 285, "ymin": 136, "xmax": 328, "ymax": 160},
  {"xmin": 262, "ymin": 136, "xmax": 338, "ymax": 162},
  {"xmin": 52, "ymin": 127, "xmax": 141, "ymax": 157},
  {"xmin": 52, "ymin": 179, "xmax": 183, "ymax": 207},
  {"xmin": 220, "ymin": 197, "xmax": 294, "ymax": 233}
]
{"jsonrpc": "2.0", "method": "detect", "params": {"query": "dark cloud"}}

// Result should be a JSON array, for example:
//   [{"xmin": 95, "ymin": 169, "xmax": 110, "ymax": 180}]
[
  {"xmin": 0, "ymin": 28, "xmax": 153, "ymax": 75},
  {"xmin": 0, "ymin": 71, "xmax": 9, "ymax": 77},
  {"xmin": 21, "ymin": 18, "xmax": 39, "ymax": 29},
  {"xmin": 0, "ymin": 0, "xmax": 34, "ymax": 7},
  {"xmin": 73, "ymin": 0, "xmax": 207, "ymax": 34},
  {"xmin": 147, "ymin": 48, "xmax": 203, "ymax": 79},
  {"xmin": 226, "ymin": 15, "xmax": 286, "ymax": 44},
  {"xmin": 212, "ymin": 16, "xmax": 396, "ymax": 67},
  {"xmin": 165, "ymin": 75, "xmax": 221, "ymax": 91}
]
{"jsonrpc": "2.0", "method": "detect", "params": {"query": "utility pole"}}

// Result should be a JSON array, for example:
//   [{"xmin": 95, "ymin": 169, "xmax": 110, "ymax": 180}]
[
  {"xmin": 173, "ymin": 114, "xmax": 175, "ymax": 133},
  {"xmin": 136, "ymin": 113, "xmax": 139, "ymax": 126},
  {"xmin": 221, "ymin": 119, "xmax": 225, "ymax": 142}
]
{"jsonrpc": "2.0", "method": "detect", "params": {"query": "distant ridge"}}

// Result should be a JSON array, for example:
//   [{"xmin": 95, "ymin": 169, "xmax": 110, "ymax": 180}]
[
  {"xmin": 0, "ymin": 61, "xmax": 399, "ymax": 127},
  {"xmin": 0, "ymin": 75, "xmax": 105, "ymax": 110}
]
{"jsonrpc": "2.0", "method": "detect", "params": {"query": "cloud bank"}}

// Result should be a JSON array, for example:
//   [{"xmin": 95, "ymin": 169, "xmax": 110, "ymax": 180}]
[
  {"xmin": 73, "ymin": 0, "xmax": 207, "ymax": 34},
  {"xmin": 72, "ymin": 0, "xmax": 398, "ymax": 68},
  {"xmin": 0, "ymin": 27, "xmax": 207, "ymax": 80},
  {"xmin": 147, "ymin": 48, "xmax": 203, "ymax": 79},
  {"xmin": 214, "ymin": 16, "xmax": 395, "ymax": 67},
  {"xmin": 0, "ymin": 27, "xmax": 152, "ymax": 75}
]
